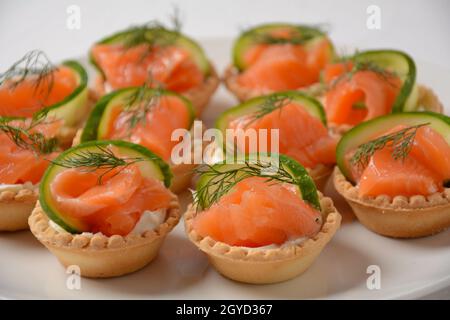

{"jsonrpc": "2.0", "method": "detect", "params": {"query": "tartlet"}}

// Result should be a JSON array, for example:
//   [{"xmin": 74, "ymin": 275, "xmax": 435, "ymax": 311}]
[
  {"xmin": 224, "ymin": 23, "xmax": 334, "ymax": 102},
  {"xmin": 334, "ymin": 167, "xmax": 450, "ymax": 238},
  {"xmin": 214, "ymin": 91, "xmax": 338, "ymax": 190},
  {"xmin": 89, "ymin": 24, "xmax": 219, "ymax": 115},
  {"xmin": 0, "ymin": 117, "xmax": 62, "ymax": 231},
  {"xmin": 0, "ymin": 51, "xmax": 92, "ymax": 149},
  {"xmin": 29, "ymin": 195, "xmax": 180, "ymax": 278},
  {"xmin": 317, "ymin": 50, "xmax": 444, "ymax": 135},
  {"xmin": 0, "ymin": 183, "xmax": 38, "ymax": 231},
  {"xmin": 185, "ymin": 155, "xmax": 341, "ymax": 284},
  {"xmin": 78, "ymin": 87, "xmax": 205, "ymax": 193},
  {"xmin": 333, "ymin": 112, "xmax": 450, "ymax": 238},
  {"xmin": 185, "ymin": 192, "xmax": 341, "ymax": 284},
  {"xmin": 28, "ymin": 140, "xmax": 180, "ymax": 278}
]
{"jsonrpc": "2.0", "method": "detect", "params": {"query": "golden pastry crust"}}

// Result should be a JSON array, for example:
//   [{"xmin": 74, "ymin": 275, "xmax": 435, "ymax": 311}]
[
  {"xmin": 224, "ymin": 65, "xmax": 271, "ymax": 102},
  {"xmin": 416, "ymin": 85, "xmax": 443, "ymax": 113},
  {"xmin": 333, "ymin": 167, "xmax": 450, "ymax": 238},
  {"xmin": 308, "ymin": 164, "xmax": 334, "ymax": 191},
  {"xmin": 93, "ymin": 63, "xmax": 220, "ymax": 116},
  {"xmin": 183, "ymin": 66, "xmax": 220, "ymax": 115},
  {"xmin": 184, "ymin": 193, "xmax": 341, "ymax": 284},
  {"xmin": 28, "ymin": 194, "xmax": 181, "ymax": 278},
  {"xmin": 0, "ymin": 183, "xmax": 38, "ymax": 231}
]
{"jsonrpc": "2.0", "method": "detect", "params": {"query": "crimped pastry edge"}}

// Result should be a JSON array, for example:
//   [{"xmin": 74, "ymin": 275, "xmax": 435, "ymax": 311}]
[
  {"xmin": 333, "ymin": 167, "xmax": 450, "ymax": 238},
  {"xmin": 28, "ymin": 193, "xmax": 181, "ymax": 251},
  {"xmin": 333, "ymin": 166, "xmax": 450, "ymax": 210},
  {"xmin": 184, "ymin": 193, "xmax": 341, "ymax": 262},
  {"xmin": 0, "ymin": 183, "xmax": 39, "ymax": 231}
]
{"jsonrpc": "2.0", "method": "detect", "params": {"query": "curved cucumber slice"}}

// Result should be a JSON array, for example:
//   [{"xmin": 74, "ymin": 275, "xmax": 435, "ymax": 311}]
[
  {"xmin": 39, "ymin": 60, "xmax": 89, "ymax": 127},
  {"xmin": 353, "ymin": 50, "xmax": 417, "ymax": 112},
  {"xmin": 81, "ymin": 87, "xmax": 195, "ymax": 143},
  {"xmin": 215, "ymin": 90, "xmax": 327, "ymax": 136},
  {"xmin": 196, "ymin": 153, "xmax": 321, "ymax": 211},
  {"xmin": 39, "ymin": 140, "xmax": 172, "ymax": 233},
  {"xmin": 336, "ymin": 112, "xmax": 450, "ymax": 183},
  {"xmin": 233, "ymin": 23, "xmax": 334, "ymax": 71},
  {"xmin": 90, "ymin": 28, "xmax": 210, "ymax": 77}
]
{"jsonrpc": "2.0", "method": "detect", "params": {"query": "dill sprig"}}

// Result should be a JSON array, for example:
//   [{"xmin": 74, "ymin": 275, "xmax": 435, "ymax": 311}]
[
  {"xmin": 329, "ymin": 59, "xmax": 398, "ymax": 90},
  {"xmin": 122, "ymin": 8, "xmax": 182, "ymax": 51},
  {"xmin": 193, "ymin": 160, "xmax": 297, "ymax": 210},
  {"xmin": 52, "ymin": 145, "xmax": 144, "ymax": 184},
  {"xmin": 244, "ymin": 94, "xmax": 292, "ymax": 127},
  {"xmin": 0, "ymin": 118, "xmax": 58, "ymax": 155},
  {"xmin": 121, "ymin": 75, "xmax": 165, "ymax": 133},
  {"xmin": 253, "ymin": 27, "xmax": 323, "ymax": 45},
  {"xmin": 350, "ymin": 123, "xmax": 429, "ymax": 168},
  {"xmin": 0, "ymin": 50, "xmax": 57, "ymax": 99}
]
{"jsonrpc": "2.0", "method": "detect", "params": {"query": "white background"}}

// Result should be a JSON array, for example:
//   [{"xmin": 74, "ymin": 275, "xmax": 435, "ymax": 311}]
[{"xmin": 1, "ymin": 0, "xmax": 450, "ymax": 70}]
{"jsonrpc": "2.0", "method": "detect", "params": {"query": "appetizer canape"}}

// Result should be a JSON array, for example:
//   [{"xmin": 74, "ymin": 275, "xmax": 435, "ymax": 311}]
[
  {"xmin": 79, "ymin": 86, "xmax": 197, "ymax": 193},
  {"xmin": 0, "ymin": 50, "xmax": 91, "ymax": 147},
  {"xmin": 334, "ymin": 112, "xmax": 450, "ymax": 238},
  {"xmin": 185, "ymin": 155, "xmax": 341, "ymax": 284},
  {"xmin": 28, "ymin": 140, "xmax": 180, "ymax": 278},
  {"xmin": 0, "ymin": 117, "xmax": 60, "ymax": 231},
  {"xmin": 215, "ymin": 91, "xmax": 338, "ymax": 190},
  {"xmin": 89, "ymin": 22, "xmax": 219, "ymax": 115},
  {"xmin": 224, "ymin": 23, "xmax": 334, "ymax": 101},
  {"xmin": 320, "ymin": 50, "xmax": 443, "ymax": 134}
]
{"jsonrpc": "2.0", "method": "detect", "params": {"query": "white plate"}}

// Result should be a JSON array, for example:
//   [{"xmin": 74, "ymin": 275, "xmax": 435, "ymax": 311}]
[{"xmin": 1, "ymin": 39, "xmax": 449, "ymax": 300}]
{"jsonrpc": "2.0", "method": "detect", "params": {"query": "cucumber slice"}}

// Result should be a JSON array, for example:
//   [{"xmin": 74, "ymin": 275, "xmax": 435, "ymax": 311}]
[
  {"xmin": 336, "ymin": 112, "xmax": 450, "ymax": 183},
  {"xmin": 38, "ymin": 60, "xmax": 89, "ymax": 127},
  {"xmin": 353, "ymin": 50, "xmax": 417, "ymax": 112},
  {"xmin": 81, "ymin": 87, "xmax": 195, "ymax": 143},
  {"xmin": 90, "ymin": 28, "xmax": 210, "ymax": 78},
  {"xmin": 196, "ymin": 153, "xmax": 321, "ymax": 211},
  {"xmin": 232, "ymin": 23, "xmax": 334, "ymax": 71},
  {"xmin": 39, "ymin": 140, "xmax": 172, "ymax": 233}
]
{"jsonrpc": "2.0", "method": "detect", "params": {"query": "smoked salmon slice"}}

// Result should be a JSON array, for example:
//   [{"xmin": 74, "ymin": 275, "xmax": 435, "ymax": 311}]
[
  {"xmin": 324, "ymin": 62, "xmax": 401, "ymax": 125},
  {"xmin": 237, "ymin": 38, "xmax": 332, "ymax": 91},
  {"xmin": 0, "ymin": 119, "xmax": 60, "ymax": 184},
  {"xmin": 354, "ymin": 125, "xmax": 450, "ymax": 197},
  {"xmin": 0, "ymin": 66, "xmax": 77, "ymax": 118},
  {"xmin": 91, "ymin": 44, "xmax": 204, "ymax": 92},
  {"xmin": 229, "ymin": 102, "xmax": 337, "ymax": 168},
  {"xmin": 105, "ymin": 95, "xmax": 192, "ymax": 161},
  {"xmin": 193, "ymin": 176, "xmax": 322, "ymax": 247},
  {"xmin": 50, "ymin": 163, "xmax": 173, "ymax": 236}
]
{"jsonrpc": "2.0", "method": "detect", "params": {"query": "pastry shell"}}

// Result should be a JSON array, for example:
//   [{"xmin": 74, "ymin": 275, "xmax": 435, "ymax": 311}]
[
  {"xmin": 0, "ymin": 183, "xmax": 38, "ymax": 231},
  {"xmin": 333, "ymin": 167, "xmax": 450, "ymax": 238},
  {"xmin": 224, "ymin": 65, "xmax": 273, "ymax": 102},
  {"xmin": 308, "ymin": 164, "xmax": 334, "ymax": 191},
  {"xmin": 184, "ymin": 193, "xmax": 341, "ymax": 284},
  {"xmin": 28, "ymin": 194, "xmax": 181, "ymax": 278},
  {"xmin": 93, "ymin": 63, "xmax": 220, "ymax": 116}
]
